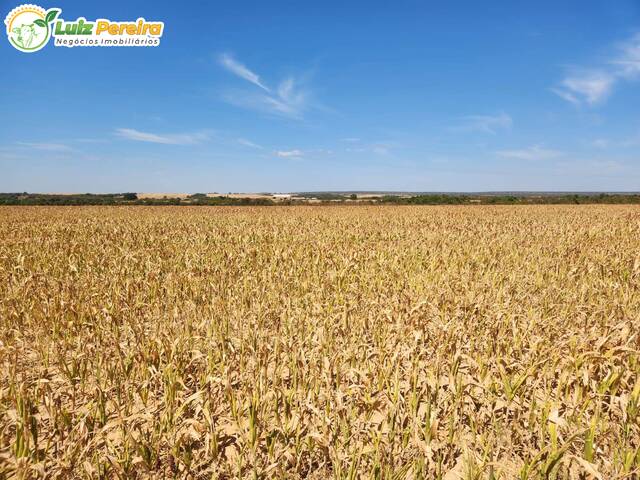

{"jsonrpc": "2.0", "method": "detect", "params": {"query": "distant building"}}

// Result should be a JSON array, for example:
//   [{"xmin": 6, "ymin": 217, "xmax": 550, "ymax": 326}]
[{"xmin": 272, "ymin": 194, "xmax": 292, "ymax": 200}]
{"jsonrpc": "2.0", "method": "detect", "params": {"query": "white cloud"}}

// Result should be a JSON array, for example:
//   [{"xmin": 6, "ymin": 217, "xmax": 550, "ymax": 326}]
[
  {"xmin": 237, "ymin": 138, "xmax": 263, "ymax": 149},
  {"xmin": 550, "ymin": 87, "xmax": 580, "ymax": 105},
  {"xmin": 554, "ymin": 32, "xmax": 640, "ymax": 106},
  {"xmin": 612, "ymin": 33, "xmax": 640, "ymax": 79},
  {"xmin": 496, "ymin": 145, "xmax": 563, "ymax": 161},
  {"xmin": 0, "ymin": 148, "xmax": 30, "ymax": 160},
  {"xmin": 555, "ymin": 159, "xmax": 627, "ymax": 176},
  {"xmin": 591, "ymin": 138, "xmax": 610, "ymax": 149},
  {"xmin": 621, "ymin": 131, "xmax": 640, "ymax": 147},
  {"xmin": 272, "ymin": 77, "xmax": 308, "ymax": 116},
  {"xmin": 275, "ymin": 149, "xmax": 303, "ymax": 158},
  {"xmin": 223, "ymin": 80, "xmax": 310, "ymax": 120},
  {"xmin": 583, "ymin": 130, "xmax": 640, "ymax": 149},
  {"xmin": 218, "ymin": 53, "xmax": 270, "ymax": 92},
  {"xmin": 115, "ymin": 128, "xmax": 211, "ymax": 145},
  {"xmin": 345, "ymin": 141, "xmax": 394, "ymax": 155},
  {"xmin": 73, "ymin": 138, "xmax": 109, "ymax": 144},
  {"xmin": 16, "ymin": 142, "xmax": 74, "ymax": 152},
  {"xmin": 552, "ymin": 70, "xmax": 615, "ymax": 105},
  {"xmin": 218, "ymin": 53, "xmax": 312, "ymax": 119},
  {"xmin": 458, "ymin": 112, "xmax": 512, "ymax": 134},
  {"xmin": 590, "ymin": 159, "xmax": 625, "ymax": 172},
  {"xmin": 371, "ymin": 144, "xmax": 390, "ymax": 155}
]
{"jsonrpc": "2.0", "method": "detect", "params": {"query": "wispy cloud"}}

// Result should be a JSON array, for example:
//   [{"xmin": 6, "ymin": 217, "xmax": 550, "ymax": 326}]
[
  {"xmin": 115, "ymin": 128, "xmax": 211, "ymax": 145},
  {"xmin": 219, "ymin": 53, "xmax": 270, "ymax": 92},
  {"xmin": 552, "ymin": 71, "xmax": 615, "ymax": 105},
  {"xmin": 591, "ymin": 138, "xmax": 610, "ymax": 149},
  {"xmin": 275, "ymin": 149, "xmax": 303, "ymax": 158},
  {"xmin": 621, "ymin": 130, "xmax": 640, "ymax": 147},
  {"xmin": 73, "ymin": 138, "xmax": 109, "ymax": 144},
  {"xmin": 553, "ymin": 32, "xmax": 640, "ymax": 106},
  {"xmin": 612, "ymin": 33, "xmax": 640, "ymax": 79},
  {"xmin": 496, "ymin": 145, "xmax": 563, "ymax": 161},
  {"xmin": 371, "ymin": 143, "xmax": 391, "ymax": 155},
  {"xmin": 456, "ymin": 112, "xmax": 512, "ymax": 134},
  {"xmin": 218, "ymin": 53, "xmax": 312, "ymax": 119},
  {"xmin": 555, "ymin": 159, "xmax": 627, "ymax": 176},
  {"xmin": 237, "ymin": 138, "xmax": 264, "ymax": 149},
  {"xmin": 586, "ymin": 130, "xmax": 640, "ymax": 149},
  {"xmin": 344, "ymin": 139, "xmax": 397, "ymax": 156},
  {"xmin": 16, "ymin": 142, "xmax": 74, "ymax": 152},
  {"xmin": 0, "ymin": 145, "xmax": 35, "ymax": 161}
]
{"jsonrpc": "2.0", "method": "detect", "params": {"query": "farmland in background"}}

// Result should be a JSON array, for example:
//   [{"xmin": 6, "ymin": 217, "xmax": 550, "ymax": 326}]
[{"xmin": 2, "ymin": 192, "xmax": 640, "ymax": 206}]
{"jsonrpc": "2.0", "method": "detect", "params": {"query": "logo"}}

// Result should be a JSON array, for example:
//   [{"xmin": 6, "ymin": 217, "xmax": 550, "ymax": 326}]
[
  {"xmin": 5, "ymin": 4, "xmax": 163, "ymax": 52},
  {"xmin": 5, "ymin": 4, "xmax": 59, "ymax": 52}
]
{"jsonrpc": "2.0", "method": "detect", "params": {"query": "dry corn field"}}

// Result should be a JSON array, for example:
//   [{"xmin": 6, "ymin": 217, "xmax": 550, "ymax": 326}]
[{"xmin": 1, "ymin": 205, "xmax": 639, "ymax": 479}]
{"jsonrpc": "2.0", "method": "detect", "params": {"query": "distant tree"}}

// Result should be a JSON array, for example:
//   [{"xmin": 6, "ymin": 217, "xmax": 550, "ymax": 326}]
[
  {"xmin": 122, "ymin": 193, "xmax": 138, "ymax": 201},
  {"xmin": 350, "ymin": 194, "xmax": 358, "ymax": 200}
]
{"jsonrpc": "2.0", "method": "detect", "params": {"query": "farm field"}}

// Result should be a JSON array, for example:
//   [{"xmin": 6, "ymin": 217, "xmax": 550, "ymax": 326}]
[{"xmin": 0, "ymin": 205, "xmax": 639, "ymax": 479}]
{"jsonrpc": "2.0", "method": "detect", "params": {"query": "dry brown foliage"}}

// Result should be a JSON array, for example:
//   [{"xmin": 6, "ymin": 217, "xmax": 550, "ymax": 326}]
[{"xmin": 0, "ymin": 205, "xmax": 639, "ymax": 479}]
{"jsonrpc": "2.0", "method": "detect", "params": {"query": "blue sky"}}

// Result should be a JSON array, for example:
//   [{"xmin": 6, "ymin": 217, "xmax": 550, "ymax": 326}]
[{"xmin": 1, "ymin": 0, "xmax": 639, "ymax": 192}]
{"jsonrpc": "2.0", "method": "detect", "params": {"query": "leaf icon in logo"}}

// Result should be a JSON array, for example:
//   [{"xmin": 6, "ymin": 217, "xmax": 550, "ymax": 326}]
[
  {"xmin": 34, "ymin": 19, "xmax": 46, "ymax": 28},
  {"xmin": 45, "ymin": 9, "xmax": 60, "ymax": 24}
]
